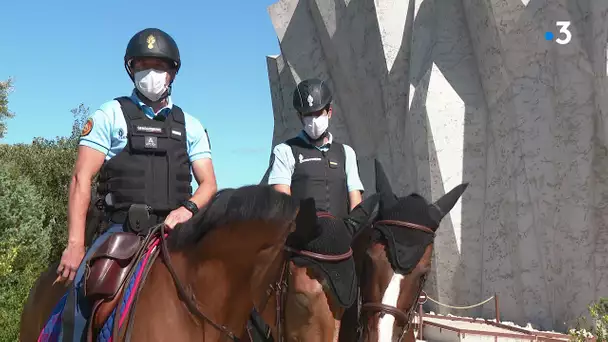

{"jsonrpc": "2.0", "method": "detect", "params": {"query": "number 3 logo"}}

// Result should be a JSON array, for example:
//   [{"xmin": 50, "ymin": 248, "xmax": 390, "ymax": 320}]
[{"xmin": 556, "ymin": 21, "xmax": 572, "ymax": 45}]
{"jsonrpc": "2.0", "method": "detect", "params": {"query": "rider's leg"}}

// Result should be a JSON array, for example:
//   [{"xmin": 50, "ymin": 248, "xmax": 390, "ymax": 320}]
[{"xmin": 59, "ymin": 223, "xmax": 124, "ymax": 342}]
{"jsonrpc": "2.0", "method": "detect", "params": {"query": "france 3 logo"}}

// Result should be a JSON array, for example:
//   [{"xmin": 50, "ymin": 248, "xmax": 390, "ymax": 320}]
[{"xmin": 545, "ymin": 21, "xmax": 572, "ymax": 45}]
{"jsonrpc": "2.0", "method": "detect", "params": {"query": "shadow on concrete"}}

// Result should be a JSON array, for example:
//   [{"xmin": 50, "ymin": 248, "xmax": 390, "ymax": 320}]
[{"xmin": 407, "ymin": 0, "xmax": 485, "ymax": 321}]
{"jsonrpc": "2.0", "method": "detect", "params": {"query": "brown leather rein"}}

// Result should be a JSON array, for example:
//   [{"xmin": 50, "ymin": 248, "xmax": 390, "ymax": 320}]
[
  {"xmin": 157, "ymin": 224, "xmax": 243, "ymax": 340},
  {"xmin": 358, "ymin": 219, "xmax": 435, "ymax": 342}
]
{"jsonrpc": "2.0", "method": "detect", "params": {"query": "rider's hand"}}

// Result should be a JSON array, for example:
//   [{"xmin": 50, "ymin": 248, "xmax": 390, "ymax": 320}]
[
  {"xmin": 55, "ymin": 243, "xmax": 85, "ymax": 285},
  {"xmin": 164, "ymin": 206, "xmax": 193, "ymax": 230}
]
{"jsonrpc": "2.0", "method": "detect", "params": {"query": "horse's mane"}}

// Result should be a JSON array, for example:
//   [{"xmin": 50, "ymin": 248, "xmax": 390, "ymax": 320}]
[{"xmin": 168, "ymin": 184, "xmax": 298, "ymax": 249}]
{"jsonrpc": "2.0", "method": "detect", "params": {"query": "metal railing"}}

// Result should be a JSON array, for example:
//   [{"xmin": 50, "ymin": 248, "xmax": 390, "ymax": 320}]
[
  {"xmin": 416, "ymin": 291, "xmax": 500, "ymax": 340},
  {"xmin": 414, "ymin": 291, "xmax": 593, "ymax": 341}
]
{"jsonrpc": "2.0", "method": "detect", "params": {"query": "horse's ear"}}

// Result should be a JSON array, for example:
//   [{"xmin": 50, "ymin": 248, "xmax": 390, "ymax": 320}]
[
  {"xmin": 375, "ymin": 159, "xmax": 398, "ymax": 208},
  {"xmin": 288, "ymin": 198, "xmax": 321, "ymax": 247},
  {"xmin": 344, "ymin": 193, "xmax": 380, "ymax": 238},
  {"xmin": 428, "ymin": 183, "xmax": 469, "ymax": 228}
]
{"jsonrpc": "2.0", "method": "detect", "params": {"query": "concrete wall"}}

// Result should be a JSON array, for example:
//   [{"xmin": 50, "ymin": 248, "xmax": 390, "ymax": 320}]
[{"xmin": 263, "ymin": 0, "xmax": 608, "ymax": 332}]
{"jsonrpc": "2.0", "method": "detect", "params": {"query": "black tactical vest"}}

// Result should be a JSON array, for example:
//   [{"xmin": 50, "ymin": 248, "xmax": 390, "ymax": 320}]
[
  {"xmin": 286, "ymin": 137, "xmax": 349, "ymax": 218},
  {"xmin": 97, "ymin": 97, "xmax": 192, "ymax": 219}
]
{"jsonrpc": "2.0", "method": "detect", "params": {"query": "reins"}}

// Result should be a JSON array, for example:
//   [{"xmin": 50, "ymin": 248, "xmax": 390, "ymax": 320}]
[
  {"xmin": 115, "ymin": 223, "xmax": 241, "ymax": 341},
  {"xmin": 157, "ymin": 223, "xmax": 241, "ymax": 340},
  {"xmin": 119, "ymin": 212, "xmax": 356, "ymax": 342}
]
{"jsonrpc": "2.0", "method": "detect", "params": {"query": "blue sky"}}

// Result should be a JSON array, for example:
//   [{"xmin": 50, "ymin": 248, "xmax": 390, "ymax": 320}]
[{"xmin": 0, "ymin": 0, "xmax": 283, "ymax": 190}]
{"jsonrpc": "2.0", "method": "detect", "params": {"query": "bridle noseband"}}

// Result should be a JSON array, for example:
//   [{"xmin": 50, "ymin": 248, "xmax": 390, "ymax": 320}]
[{"xmin": 358, "ymin": 219, "xmax": 435, "ymax": 342}]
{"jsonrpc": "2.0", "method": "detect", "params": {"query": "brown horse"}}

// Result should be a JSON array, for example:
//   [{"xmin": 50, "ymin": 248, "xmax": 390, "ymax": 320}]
[
  {"xmin": 19, "ymin": 185, "xmax": 325, "ymax": 341},
  {"xmin": 339, "ymin": 160, "xmax": 468, "ymax": 342},
  {"xmin": 248, "ymin": 196, "xmax": 381, "ymax": 342}
]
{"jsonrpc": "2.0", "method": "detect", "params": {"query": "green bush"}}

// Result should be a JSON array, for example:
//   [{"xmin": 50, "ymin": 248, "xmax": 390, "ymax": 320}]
[
  {"xmin": 0, "ymin": 163, "xmax": 51, "ymax": 341},
  {"xmin": 0, "ymin": 103, "xmax": 89, "ymax": 263},
  {"xmin": 0, "ymin": 99, "xmax": 91, "ymax": 341},
  {"xmin": 569, "ymin": 297, "xmax": 608, "ymax": 341},
  {"xmin": 0, "ymin": 138, "xmax": 78, "ymax": 262}
]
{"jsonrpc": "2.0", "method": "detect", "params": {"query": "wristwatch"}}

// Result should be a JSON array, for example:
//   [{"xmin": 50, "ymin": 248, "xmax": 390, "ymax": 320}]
[{"xmin": 182, "ymin": 200, "xmax": 199, "ymax": 215}]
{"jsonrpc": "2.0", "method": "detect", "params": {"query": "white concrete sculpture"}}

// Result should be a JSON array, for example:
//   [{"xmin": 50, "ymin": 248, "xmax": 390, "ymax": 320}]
[{"xmin": 263, "ymin": 0, "xmax": 608, "ymax": 332}]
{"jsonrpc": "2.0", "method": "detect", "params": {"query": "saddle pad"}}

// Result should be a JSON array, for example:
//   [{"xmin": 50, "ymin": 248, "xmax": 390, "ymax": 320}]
[
  {"xmin": 37, "ymin": 292, "xmax": 69, "ymax": 342},
  {"xmin": 292, "ymin": 255, "xmax": 357, "ymax": 308},
  {"xmin": 290, "ymin": 214, "xmax": 358, "ymax": 308},
  {"xmin": 37, "ymin": 237, "xmax": 160, "ymax": 342}
]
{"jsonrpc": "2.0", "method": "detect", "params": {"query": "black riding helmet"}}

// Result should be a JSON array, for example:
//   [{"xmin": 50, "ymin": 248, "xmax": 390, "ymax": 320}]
[
  {"xmin": 293, "ymin": 78, "xmax": 332, "ymax": 115},
  {"xmin": 124, "ymin": 28, "xmax": 181, "ymax": 81}
]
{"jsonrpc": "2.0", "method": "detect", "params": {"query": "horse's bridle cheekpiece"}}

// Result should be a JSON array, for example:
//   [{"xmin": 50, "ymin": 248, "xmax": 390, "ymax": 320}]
[{"xmin": 358, "ymin": 219, "xmax": 435, "ymax": 342}]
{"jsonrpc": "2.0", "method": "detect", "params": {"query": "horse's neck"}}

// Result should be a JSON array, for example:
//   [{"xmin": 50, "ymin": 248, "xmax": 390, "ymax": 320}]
[
  {"xmin": 175, "ymin": 221, "xmax": 289, "ymax": 338},
  {"xmin": 167, "ymin": 250, "xmax": 256, "ymax": 336}
]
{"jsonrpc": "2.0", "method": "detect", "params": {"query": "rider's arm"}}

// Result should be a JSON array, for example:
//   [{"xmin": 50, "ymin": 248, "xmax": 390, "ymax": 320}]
[
  {"xmin": 344, "ymin": 145, "xmax": 364, "ymax": 211},
  {"xmin": 68, "ymin": 147, "xmax": 105, "ymax": 247},
  {"xmin": 186, "ymin": 120, "xmax": 217, "ymax": 209},
  {"xmin": 68, "ymin": 108, "xmax": 112, "ymax": 247},
  {"xmin": 267, "ymin": 143, "xmax": 295, "ymax": 195},
  {"xmin": 190, "ymin": 158, "xmax": 217, "ymax": 209},
  {"xmin": 273, "ymin": 184, "xmax": 291, "ymax": 195},
  {"xmin": 348, "ymin": 191, "xmax": 362, "ymax": 211}
]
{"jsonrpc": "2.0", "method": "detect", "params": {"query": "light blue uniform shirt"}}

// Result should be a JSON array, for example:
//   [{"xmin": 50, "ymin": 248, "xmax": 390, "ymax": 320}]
[
  {"xmin": 267, "ymin": 131, "xmax": 365, "ymax": 192},
  {"xmin": 79, "ymin": 91, "xmax": 211, "ymax": 162}
]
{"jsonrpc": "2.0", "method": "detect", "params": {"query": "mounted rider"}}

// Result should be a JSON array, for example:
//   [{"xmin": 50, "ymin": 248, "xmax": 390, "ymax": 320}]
[
  {"xmin": 249, "ymin": 79, "xmax": 366, "ymax": 341},
  {"xmin": 266, "ymin": 78, "xmax": 364, "ymax": 217},
  {"xmin": 55, "ymin": 27, "xmax": 218, "ymax": 341}
]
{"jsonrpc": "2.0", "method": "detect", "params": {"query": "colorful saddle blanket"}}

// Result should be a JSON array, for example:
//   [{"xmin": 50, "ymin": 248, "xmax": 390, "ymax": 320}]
[{"xmin": 38, "ymin": 238, "xmax": 160, "ymax": 342}]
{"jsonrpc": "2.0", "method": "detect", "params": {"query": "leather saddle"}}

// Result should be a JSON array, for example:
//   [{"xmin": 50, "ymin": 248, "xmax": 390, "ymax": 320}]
[
  {"xmin": 84, "ymin": 232, "xmax": 142, "ymax": 301},
  {"xmin": 83, "ymin": 231, "xmax": 143, "ymax": 333},
  {"xmin": 83, "ymin": 203, "xmax": 160, "ymax": 303}
]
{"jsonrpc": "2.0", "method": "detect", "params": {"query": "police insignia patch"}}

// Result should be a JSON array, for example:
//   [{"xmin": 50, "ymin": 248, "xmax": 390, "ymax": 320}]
[
  {"xmin": 147, "ymin": 35, "xmax": 156, "ymax": 49},
  {"xmin": 307, "ymin": 94, "xmax": 314, "ymax": 107},
  {"xmin": 81, "ymin": 118, "xmax": 93, "ymax": 137}
]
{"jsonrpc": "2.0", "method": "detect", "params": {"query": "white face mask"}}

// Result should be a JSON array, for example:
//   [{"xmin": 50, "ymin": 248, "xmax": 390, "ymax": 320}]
[
  {"xmin": 303, "ymin": 114, "xmax": 329, "ymax": 140},
  {"xmin": 134, "ymin": 69, "xmax": 168, "ymax": 102}
]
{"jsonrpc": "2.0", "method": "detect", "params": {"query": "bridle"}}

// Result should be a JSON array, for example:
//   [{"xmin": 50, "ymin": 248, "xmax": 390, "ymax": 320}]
[
  {"xmin": 357, "ymin": 219, "xmax": 436, "ymax": 342},
  {"xmin": 165, "ymin": 209, "xmax": 354, "ymax": 342},
  {"xmin": 113, "ymin": 223, "xmax": 246, "ymax": 341},
  {"xmin": 152, "ymin": 223, "xmax": 303, "ymax": 342},
  {"xmin": 157, "ymin": 224, "xmax": 244, "ymax": 341}
]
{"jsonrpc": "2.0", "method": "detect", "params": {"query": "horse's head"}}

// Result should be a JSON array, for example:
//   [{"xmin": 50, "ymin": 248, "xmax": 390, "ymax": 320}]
[
  {"xmin": 243, "ymin": 195, "xmax": 327, "ymax": 320},
  {"xmin": 352, "ymin": 160, "xmax": 468, "ymax": 342},
  {"xmin": 168, "ymin": 186, "xmax": 325, "ymax": 340}
]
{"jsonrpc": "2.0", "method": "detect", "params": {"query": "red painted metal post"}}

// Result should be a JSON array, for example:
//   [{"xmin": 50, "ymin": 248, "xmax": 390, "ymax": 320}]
[{"xmin": 495, "ymin": 293, "xmax": 501, "ymax": 323}]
